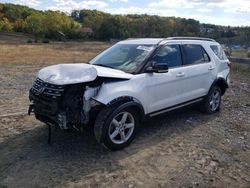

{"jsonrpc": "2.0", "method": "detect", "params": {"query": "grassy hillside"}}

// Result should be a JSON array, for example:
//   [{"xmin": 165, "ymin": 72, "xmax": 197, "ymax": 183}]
[{"xmin": 0, "ymin": 3, "xmax": 250, "ymax": 45}]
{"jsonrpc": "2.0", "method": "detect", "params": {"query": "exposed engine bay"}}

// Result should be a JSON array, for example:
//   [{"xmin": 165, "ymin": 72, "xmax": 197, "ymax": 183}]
[
  {"xmin": 28, "ymin": 63, "xmax": 132, "ymax": 130},
  {"xmin": 29, "ymin": 77, "xmax": 102, "ymax": 130}
]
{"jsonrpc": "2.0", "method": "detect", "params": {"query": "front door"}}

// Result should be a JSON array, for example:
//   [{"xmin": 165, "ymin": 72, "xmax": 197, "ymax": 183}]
[{"xmin": 145, "ymin": 44, "xmax": 186, "ymax": 113}]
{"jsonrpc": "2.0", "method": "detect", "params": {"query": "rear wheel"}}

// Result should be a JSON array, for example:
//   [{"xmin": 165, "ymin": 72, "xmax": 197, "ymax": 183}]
[
  {"xmin": 201, "ymin": 86, "xmax": 222, "ymax": 114},
  {"xmin": 94, "ymin": 105, "xmax": 139, "ymax": 150}
]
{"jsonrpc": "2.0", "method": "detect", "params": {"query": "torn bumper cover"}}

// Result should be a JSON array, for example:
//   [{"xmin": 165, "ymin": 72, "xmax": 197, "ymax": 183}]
[
  {"xmin": 28, "ymin": 77, "xmax": 100, "ymax": 129},
  {"xmin": 28, "ymin": 77, "xmax": 67, "ymax": 128},
  {"xmin": 28, "ymin": 63, "xmax": 132, "ymax": 129}
]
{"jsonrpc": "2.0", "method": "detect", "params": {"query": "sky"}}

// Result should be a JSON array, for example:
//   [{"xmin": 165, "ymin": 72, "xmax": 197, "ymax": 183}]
[{"xmin": 1, "ymin": 0, "xmax": 250, "ymax": 26}]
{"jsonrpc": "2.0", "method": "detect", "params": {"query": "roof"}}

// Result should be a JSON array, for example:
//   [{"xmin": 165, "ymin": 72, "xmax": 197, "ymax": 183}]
[
  {"xmin": 167, "ymin": 37, "xmax": 215, "ymax": 42},
  {"xmin": 119, "ymin": 38, "xmax": 164, "ymax": 45},
  {"xmin": 119, "ymin": 37, "xmax": 216, "ymax": 45}
]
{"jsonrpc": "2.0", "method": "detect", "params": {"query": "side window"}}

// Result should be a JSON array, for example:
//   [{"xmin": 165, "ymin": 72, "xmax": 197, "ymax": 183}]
[
  {"xmin": 203, "ymin": 48, "xmax": 210, "ymax": 62},
  {"xmin": 152, "ymin": 44, "xmax": 182, "ymax": 68},
  {"xmin": 182, "ymin": 44, "xmax": 210, "ymax": 65},
  {"xmin": 210, "ymin": 45, "xmax": 227, "ymax": 60}
]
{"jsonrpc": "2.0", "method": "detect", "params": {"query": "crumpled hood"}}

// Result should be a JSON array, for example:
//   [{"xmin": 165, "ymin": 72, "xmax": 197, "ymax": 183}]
[{"xmin": 37, "ymin": 63, "xmax": 133, "ymax": 85}]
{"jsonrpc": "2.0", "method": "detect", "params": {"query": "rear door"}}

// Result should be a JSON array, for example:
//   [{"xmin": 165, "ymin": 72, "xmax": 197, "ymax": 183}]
[{"xmin": 179, "ymin": 42, "xmax": 216, "ymax": 101}]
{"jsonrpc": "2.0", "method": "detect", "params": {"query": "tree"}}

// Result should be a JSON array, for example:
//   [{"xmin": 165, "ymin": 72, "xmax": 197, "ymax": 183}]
[
  {"xmin": 0, "ymin": 3, "xmax": 250, "ymax": 44},
  {"xmin": 26, "ymin": 12, "xmax": 46, "ymax": 37},
  {"xmin": 13, "ymin": 19, "xmax": 27, "ymax": 32},
  {"xmin": 0, "ymin": 17, "xmax": 13, "ymax": 31},
  {"xmin": 43, "ymin": 11, "xmax": 80, "ymax": 39}
]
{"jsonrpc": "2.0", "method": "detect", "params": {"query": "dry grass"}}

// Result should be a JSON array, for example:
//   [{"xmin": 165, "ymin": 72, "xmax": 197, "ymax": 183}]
[
  {"xmin": 0, "ymin": 42, "xmax": 111, "ymax": 65},
  {"xmin": 0, "ymin": 40, "xmax": 250, "ymax": 188},
  {"xmin": 231, "ymin": 49, "xmax": 248, "ymax": 58},
  {"xmin": 231, "ymin": 63, "xmax": 250, "ymax": 77}
]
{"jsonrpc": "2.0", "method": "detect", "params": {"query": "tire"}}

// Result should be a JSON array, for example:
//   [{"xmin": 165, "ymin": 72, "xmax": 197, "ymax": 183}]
[
  {"xmin": 201, "ymin": 86, "xmax": 222, "ymax": 114},
  {"xmin": 94, "ymin": 104, "xmax": 139, "ymax": 150}
]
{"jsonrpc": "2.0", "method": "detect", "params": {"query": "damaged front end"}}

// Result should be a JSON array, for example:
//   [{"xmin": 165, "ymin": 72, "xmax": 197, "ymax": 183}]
[{"xmin": 28, "ymin": 77, "xmax": 102, "ymax": 130}]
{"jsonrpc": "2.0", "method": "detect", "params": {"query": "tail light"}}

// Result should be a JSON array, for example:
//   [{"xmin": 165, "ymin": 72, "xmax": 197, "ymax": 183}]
[{"xmin": 227, "ymin": 60, "xmax": 232, "ymax": 70}]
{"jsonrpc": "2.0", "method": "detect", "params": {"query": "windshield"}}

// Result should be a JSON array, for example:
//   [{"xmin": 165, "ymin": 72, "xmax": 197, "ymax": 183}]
[{"xmin": 90, "ymin": 43, "xmax": 155, "ymax": 73}]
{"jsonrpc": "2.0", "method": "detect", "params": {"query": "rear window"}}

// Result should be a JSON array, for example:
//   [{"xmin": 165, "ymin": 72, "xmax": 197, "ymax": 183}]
[
  {"xmin": 182, "ymin": 44, "xmax": 210, "ymax": 65},
  {"xmin": 210, "ymin": 45, "xmax": 227, "ymax": 60}
]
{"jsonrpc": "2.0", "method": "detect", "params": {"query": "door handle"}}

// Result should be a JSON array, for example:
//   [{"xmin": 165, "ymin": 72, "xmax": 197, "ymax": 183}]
[
  {"xmin": 176, "ymin": 72, "xmax": 185, "ymax": 77},
  {"xmin": 208, "ymin": 66, "xmax": 215, "ymax": 70}
]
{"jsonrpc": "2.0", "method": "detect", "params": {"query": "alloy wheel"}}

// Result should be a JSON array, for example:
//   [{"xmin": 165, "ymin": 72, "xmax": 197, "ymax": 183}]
[{"xmin": 108, "ymin": 111, "xmax": 135, "ymax": 144}]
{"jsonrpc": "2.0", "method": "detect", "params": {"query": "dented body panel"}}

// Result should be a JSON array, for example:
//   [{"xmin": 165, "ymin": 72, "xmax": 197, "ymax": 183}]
[
  {"xmin": 93, "ymin": 74, "xmax": 148, "ymax": 113},
  {"xmin": 38, "ymin": 63, "xmax": 133, "ymax": 85},
  {"xmin": 29, "ymin": 38, "xmax": 230, "ymax": 132}
]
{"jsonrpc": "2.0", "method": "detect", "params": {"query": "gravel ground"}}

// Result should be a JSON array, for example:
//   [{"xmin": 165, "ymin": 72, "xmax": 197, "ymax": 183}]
[{"xmin": 0, "ymin": 61, "xmax": 249, "ymax": 188}]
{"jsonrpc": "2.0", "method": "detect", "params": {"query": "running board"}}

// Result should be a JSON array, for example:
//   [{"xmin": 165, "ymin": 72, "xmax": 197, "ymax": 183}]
[{"xmin": 149, "ymin": 98, "xmax": 204, "ymax": 117}]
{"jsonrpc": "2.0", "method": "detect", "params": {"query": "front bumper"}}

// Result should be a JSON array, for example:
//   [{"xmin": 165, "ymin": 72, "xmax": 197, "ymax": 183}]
[
  {"xmin": 28, "ymin": 78, "xmax": 68, "ymax": 128},
  {"xmin": 28, "ymin": 102, "xmax": 62, "ymax": 126}
]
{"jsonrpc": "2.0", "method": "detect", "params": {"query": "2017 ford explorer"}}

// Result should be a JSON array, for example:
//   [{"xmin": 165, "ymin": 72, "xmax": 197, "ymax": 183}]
[{"xmin": 29, "ymin": 37, "xmax": 231, "ymax": 150}]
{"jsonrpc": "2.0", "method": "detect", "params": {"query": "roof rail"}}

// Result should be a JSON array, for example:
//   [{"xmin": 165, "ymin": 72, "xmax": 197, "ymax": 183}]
[
  {"xmin": 166, "ymin": 37, "xmax": 215, "ymax": 42},
  {"xmin": 125, "ymin": 38, "xmax": 169, "ymax": 45},
  {"xmin": 156, "ymin": 38, "xmax": 168, "ymax": 45},
  {"xmin": 126, "ymin": 38, "xmax": 139, "ymax": 40}
]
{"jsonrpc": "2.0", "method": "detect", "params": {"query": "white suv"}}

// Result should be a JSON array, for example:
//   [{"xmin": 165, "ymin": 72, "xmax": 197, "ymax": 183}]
[{"xmin": 29, "ymin": 37, "xmax": 231, "ymax": 150}]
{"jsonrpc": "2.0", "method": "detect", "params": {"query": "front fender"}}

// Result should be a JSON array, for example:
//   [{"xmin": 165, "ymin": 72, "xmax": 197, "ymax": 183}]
[{"xmin": 92, "ymin": 80, "xmax": 148, "ymax": 114}]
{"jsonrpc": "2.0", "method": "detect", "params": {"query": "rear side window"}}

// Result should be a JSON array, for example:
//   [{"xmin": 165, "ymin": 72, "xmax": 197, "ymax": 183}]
[
  {"xmin": 210, "ymin": 45, "xmax": 227, "ymax": 60},
  {"xmin": 182, "ymin": 44, "xmax": 210, "ymax": 65},
  {"xmin": 152, "ymin": 44, "xmax": 182, "ymax": 68}
]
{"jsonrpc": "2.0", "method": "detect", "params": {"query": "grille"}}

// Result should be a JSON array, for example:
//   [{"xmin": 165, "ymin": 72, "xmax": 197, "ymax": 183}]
[{"xmin": 30, "ymin": 78, "xmax": 64, "ymax": 99}]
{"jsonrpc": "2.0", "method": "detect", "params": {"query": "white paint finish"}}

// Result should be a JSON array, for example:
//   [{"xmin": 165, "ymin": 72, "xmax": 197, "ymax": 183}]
[
  {"xmin": 147, "ymin": 63, "xmax": 215, "ymax": 112},
  {"xmin": 36, "ymin": 38, "xmax": 230, "ymax": 115},
  {"xmin": 82, "ymin": 86, "xmax": 100, "ymax": 124},
  {"xmin": 84, "ymin": 86, "xmax": 99, "ymax": 100},
  {"xmin": 94, "ymin": 40, "xmax": 229, "ymax": 115},
  {"xmin": 94, "ymin": 67, "xmax": 205, "ymax": 114},
  {"xmin": 177, "ymin": 62, "xmax": 216, "ymax": 100},
  {"xmin": 93, "ymin": 73, "xmax": 149, "ymax": 113},
  {"xmin": 37, "ymin": 63, "xmax": 132, "ymax": 85},
  {"xmin": 92, "ymin": 65, "xmax": 133, "ymax": 79},
  {"xmin": 94, "ymin": 63, "xmax": 216, "ymax": 114},
  {"xmin": 37, "ymin": 64, "xmax": 97, "ymax": 85},
  {"xmin": 119, "ymin": 38, "xmax": 218, "ymax": 46},
  {"xmin": 119, "ymin": 38, "xmax": 163, "ymax": 45},
  {"xmin": 143, "ymin": 68, "xmax": 187, "ymax": 113},
  {"xmin": 202, "ymin": 41, "xmax": 230, "ymax": 86}
]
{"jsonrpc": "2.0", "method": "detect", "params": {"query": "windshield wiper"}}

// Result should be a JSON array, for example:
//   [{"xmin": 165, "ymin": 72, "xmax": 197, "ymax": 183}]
[{"xmin": 94, "ymin": 64, "xmax": 114, "ymax": 69}]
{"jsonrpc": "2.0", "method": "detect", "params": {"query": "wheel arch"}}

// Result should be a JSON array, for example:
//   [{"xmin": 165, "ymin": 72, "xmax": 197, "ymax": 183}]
[
  {"xmin": 94, "ymin": 98, "xmax": 144, "ymax": 147},
  {"xmin": 210, "ymin": 77, "xmax": 229, "ymax": 96},
  {"xmin": 107, "ymin": 96, "xmax": 145, "ymax": 121}
]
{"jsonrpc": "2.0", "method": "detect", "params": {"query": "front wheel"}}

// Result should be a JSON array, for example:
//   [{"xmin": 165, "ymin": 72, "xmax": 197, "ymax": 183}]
[
  {"xmin": 201, "ymin": 86, "xmax": 222, "ymax": 114},
  {"xmin": 94, "ymin": 105, "xmax": 139, "ymax": 150}
]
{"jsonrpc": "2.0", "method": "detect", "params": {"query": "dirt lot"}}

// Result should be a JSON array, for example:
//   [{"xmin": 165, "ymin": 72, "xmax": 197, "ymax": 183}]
[{"xmin": 0, "ymin": 42, "xmax": 250, "ymax": 188}]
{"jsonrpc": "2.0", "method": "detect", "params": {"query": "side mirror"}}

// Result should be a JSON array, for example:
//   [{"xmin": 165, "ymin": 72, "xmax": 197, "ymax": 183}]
[{"xmin": 145, "ymin": 61, "xmax": 169, "ymax": 73}]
